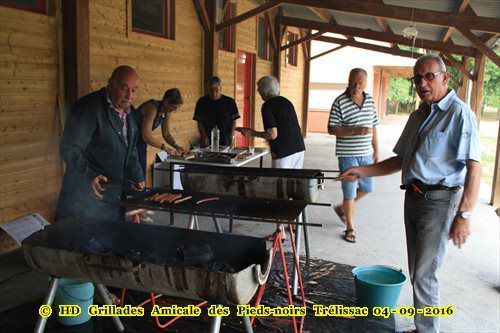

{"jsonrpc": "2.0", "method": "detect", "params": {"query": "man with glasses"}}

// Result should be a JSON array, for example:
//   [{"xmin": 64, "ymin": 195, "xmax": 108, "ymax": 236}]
[{"xmin": 338, "ymin": 54, "xmax": 481, "ymax": 333}]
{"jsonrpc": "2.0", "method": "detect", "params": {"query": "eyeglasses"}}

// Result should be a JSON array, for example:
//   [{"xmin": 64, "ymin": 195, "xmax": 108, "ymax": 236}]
[{"xmin": 410, "ymin": 71, "xmax": 444, "ymax": 84}]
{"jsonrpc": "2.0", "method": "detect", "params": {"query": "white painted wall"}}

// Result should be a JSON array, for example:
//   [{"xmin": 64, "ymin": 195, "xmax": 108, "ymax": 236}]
[{"xmin": 309, "ymin": 37, "xmax": 416, "ymax": 110}]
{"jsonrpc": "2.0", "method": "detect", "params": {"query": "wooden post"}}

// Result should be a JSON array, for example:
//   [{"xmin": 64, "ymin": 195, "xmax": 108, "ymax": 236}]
[
  {"xmin": 272, "ymin": 10, "xmax": 282, "ymax": 81},
  {"xmin": 470, "ymin": 54, "xmax": 486, "ymax": 123},
  {"xmin": 456, "ymin": 56, "xmax": 471, "ymax": 102},
  {"xmin": 204, "ymin": 0, "xmax": 218, "ymax": 91},
  {"xmin": 301, "ymin": 40, "xmax": 311, "ymax": 137},
  {"xmin": 62, "ymin": 0, "xmax": 90, "ymax": 111},
  {"xmin": 492, "ymin": 122, "xmax": 500, "ymax": 206}
]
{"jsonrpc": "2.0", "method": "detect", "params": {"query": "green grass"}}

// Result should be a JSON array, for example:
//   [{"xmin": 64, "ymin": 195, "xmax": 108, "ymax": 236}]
[{"xmin": 479, "ymin": 110, "xmax": 498, "ymax": 186}]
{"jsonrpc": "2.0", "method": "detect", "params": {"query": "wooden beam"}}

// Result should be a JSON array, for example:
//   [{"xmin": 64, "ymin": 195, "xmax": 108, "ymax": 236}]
[
  {"xmin": 264, "ymin": 11, "xmax": 277, "ymax": 51},
  {"xmin": 456, "ymin": 57, "xmax": 471, "ymax": 101},
  {"xmin": 308, "ymin": 7, "xmax": 332, "ymax": 22},
  {"xmin": 62, "ymin": 0, "xmax": 90, "ymax": 110},
  {"xmin": 481, "ymin": 33, "xmax": 498, "ymax": 46},
  {"xmin": 440, "ymin": 0, "xmax": 470, "ymax": 42},
  {"xmin": 315, "ymin": 35, "xmax": 454, "ymax": 66},
  {"xmin": 442, "ymin": 52, "xmax": 474, "ymax": 81},
  {"xmin": 299, "ymin": 30, "xmax": 308, "ymax": 59},
  {"xmin": 193, "ymin": 0, "xmax": 209, "ymax": 32},
  {"xmin": 367, "ymin": 0, "xmax": 397, "ymax": 48},
  {"xmin": 448, "ymin": 72, "xmax": 461, "ymax": 86},
  {"xmin": 302, "ymin": 40, "xmax": 311, "ymax": 137},
  {"xmin": 281, "ymin": 24, "xmax": 287, "ymax": 43},
  {"xmin": 310, "ymin": 44, "xmax": 346, "ymax": 61},
  {"xmin": 204, "ymin": 0, "xmax": 218, "ymax": 90},
  {"xmin": 282, "ymin": 0, "xmax": 500, "ymax": 33},
  {"xmin": 281, "ymin": 16, "xmax": 476, "ymax": 57},
  {"xmin": 470, "ymin": 54, "xmax": 486, "ymax": 120},
  {"xmin": 281, "ymin": 30, "xmax": 324, "ymax": 51},
  {"xmin": 216, "ymin": 0, "xmax": 283, "ymax": 32},
  {"xmin": 273, "ymin": 11, "xmax": 282, "ymax": 81},
  {"xmin": 457, "ymin": 27, "xmax": 500, "ymax": 67},
  {"xmin": 492, "ymin": 122, "xmax": 500, "ymax": 206}
]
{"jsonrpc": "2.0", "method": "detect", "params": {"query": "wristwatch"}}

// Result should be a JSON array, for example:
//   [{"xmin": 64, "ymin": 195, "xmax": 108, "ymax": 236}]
[{"xmin": 458, "ymin": 211, "xmax": 472, "ymax": 219}]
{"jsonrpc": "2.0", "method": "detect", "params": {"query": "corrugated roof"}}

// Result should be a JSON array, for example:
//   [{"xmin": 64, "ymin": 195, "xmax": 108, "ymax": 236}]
[
  {"xmin": 469, "ymin": 0, "xmax": 500, "ymax": 19},
  {"xmin": 330, "ymin": 11, "xmax": 382, "ymax": 32},
  {"xmin": 281, "ymin": 0, "xmax": 499, "ymax": 51}
]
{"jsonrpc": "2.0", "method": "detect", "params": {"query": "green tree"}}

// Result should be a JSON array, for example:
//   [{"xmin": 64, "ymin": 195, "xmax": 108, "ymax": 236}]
[
  {"xmin": 483, "ymin": 58, "xmax": 500, "ymax": 110},
  {"xmin": 389, "ymin": 77, "xmax": 416, "ymax": 113}
]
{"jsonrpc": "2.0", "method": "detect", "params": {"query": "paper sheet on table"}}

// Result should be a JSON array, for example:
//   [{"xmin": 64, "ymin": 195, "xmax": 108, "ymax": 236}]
[{"xmin": 0, "ymin": 213, "xmax": 49, "ymax": 244}]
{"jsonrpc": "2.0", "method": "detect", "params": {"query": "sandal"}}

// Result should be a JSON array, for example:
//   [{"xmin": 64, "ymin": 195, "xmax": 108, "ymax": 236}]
[
  {"xmin": 343, "ymin": 229, "xmax": 357, "ymax": 243},
  {"xmin": 334, "ymin": 205, "xmax": 346, "ymax": 225}
]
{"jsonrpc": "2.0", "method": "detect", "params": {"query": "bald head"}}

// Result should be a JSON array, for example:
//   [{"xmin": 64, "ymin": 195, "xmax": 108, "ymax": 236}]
[{"xmin": 107, "ymin": 65, "xmax": 140, "ymax": 111}]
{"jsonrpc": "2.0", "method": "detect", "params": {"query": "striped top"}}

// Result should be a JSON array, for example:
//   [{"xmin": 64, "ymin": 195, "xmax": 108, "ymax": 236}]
[{"xmin": 328, "ymin": 90, "xmax": 380, "ymax": 157}]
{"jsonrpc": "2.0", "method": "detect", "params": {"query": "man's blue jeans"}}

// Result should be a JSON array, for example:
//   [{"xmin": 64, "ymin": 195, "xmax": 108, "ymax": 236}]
[{"xmin": 404, "ymin": 188, "xmax": 462, "ymax": 333}]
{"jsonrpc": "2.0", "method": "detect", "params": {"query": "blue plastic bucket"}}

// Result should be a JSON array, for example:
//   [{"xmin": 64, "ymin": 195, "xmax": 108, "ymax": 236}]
[
  {"xmin": 53, "ymin": 278, "xmax": 94, "ymax": 325},
  {"xmin": 352, "ymin": 265, "xmax": 407, "ymax": 309}
]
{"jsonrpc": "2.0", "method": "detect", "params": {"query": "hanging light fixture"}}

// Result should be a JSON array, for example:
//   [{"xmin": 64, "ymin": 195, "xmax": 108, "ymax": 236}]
[{"xmin": 402, "ymin": 8, "xmax": 418, "ymax": 41}]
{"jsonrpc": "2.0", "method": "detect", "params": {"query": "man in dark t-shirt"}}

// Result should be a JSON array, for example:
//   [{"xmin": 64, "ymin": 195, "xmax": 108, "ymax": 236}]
[
  {"xmin": 237, "ymin": 75, "xmax": 305, "ymax": 168},
  {"xmin": 193, "ymin": 76, "xmax": 240, "ymax": 147}
]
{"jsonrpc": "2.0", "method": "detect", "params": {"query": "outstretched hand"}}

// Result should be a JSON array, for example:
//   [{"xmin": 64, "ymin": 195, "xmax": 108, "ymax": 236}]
[
  {"xmin": 235, "ymin": 127, "xmax": 254, "ymax": 138},
  {"xmin": 337, "ymin": 166, "xmax": 364, "ymax": 182}
]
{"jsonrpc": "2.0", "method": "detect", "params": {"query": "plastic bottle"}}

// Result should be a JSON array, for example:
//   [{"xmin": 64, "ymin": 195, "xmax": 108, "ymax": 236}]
[{"xmin": 211, "ymin": 126, "xmax": 220, "ymax": 152}]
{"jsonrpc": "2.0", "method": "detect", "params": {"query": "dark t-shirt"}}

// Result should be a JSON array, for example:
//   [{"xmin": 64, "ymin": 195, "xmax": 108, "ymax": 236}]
[
  {"xmin": 193, "ymin": 95, "xmax": 240, "ymax": 145},
  {"xmin": 261, "ymin": 96, "xmax": 305, "ymax": 159}
]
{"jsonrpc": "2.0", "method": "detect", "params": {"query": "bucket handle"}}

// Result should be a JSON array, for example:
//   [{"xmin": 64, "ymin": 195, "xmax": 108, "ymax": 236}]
[
  {"xmin": 253, "ymin": 248, "xmax": 273, "ymax": 285},
  {"xmin": 58, "ymin": 284, "xmax": 94, "ymax": 302}
]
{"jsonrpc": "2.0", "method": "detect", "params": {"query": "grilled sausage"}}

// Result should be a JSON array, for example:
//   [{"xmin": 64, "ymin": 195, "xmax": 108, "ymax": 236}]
[
  {"xmin": 196, "ymin": 197, "xmax": 219, "ymax": 205},
  {"xmin": 167, "ymin": 194, "xmax": 183, "ymax": 203},
  {"xmin": 173, "ymin": 196, "xmax": 192, "ymax": 204}
]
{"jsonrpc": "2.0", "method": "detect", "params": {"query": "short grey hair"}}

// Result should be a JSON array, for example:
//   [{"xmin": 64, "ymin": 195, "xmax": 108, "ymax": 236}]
[
  {"xmin": 208, "ymin": 76, "xmax": 222, "ymax": 87},
  {"xmin": 257, "ymin": 76, "xmax": 280, "ymax": 98},
  {"xmin": 414, "ymin": 54, "xmax": 447, "ymax": 73},
  {"xmin": 349, "ymin": 68, "xmax": 367, "ymax": 77}
]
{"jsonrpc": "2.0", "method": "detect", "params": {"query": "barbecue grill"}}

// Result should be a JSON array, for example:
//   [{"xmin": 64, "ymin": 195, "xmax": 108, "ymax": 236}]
[
  {"xmin": 23, "ymin": 218, "xmax": 272, "ymax": 332},
  {"xmin": 23, "ymin": 218, "xmax": 272, "ymax": 304},
  {"xmin": 179, "ymin": 165, "xmax": 325, "ymax": 202}
]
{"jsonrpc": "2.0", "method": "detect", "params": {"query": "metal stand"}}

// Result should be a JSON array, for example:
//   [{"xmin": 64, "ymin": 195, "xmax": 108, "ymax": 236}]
[
  {"xmin": 242, "ymin": 315, "xmax": 254, "ymax": 333},
  {"xmin": 95, "ymin": 284, "xmax": 125, "ymax": 332},
  {"xmin": 211, "ymin": 215, "xmax": 223, "ymax": 233},
  {"xmin": 228, "ymin": 215, "xmax": 234, "ymax": 233},
  {"xmin": 292, "ymin": 208, "xmax": 311, "ymax": 295},
  {"xmin": 209, "ymin": 305, "xmax": 223, "ymax": 333},
  {"xmin": 34, "ymin": 279, "xmax": 124, "ymax": 333},
  {"xmin": 251, "ymin": 225, "xmax": 306, "ymax": 333},
  {"xmin": 33, "ymin": 277, "xmax": 59, "ymax": 333}
]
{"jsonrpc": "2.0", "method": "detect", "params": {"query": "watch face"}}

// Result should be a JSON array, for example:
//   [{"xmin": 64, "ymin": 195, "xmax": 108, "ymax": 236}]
[{"xmin": 460, "ymin": 211, "xmax": 472, "ymax": 219}]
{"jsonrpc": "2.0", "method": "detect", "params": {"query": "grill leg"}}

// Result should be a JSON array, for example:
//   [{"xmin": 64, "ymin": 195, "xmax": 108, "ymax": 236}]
[
  {"xmin": 33, "ymin": 277, "xmax": 59, "ymax": 333},
  {"xmin": 212, "ymin": 215, "xmax": 223, "ymax": 233},
  {"xmin": 209, "ymin": 306, "xmax": 223, "ymax": 333},
  {"xmin": 95, "ymin": 284, "xmax": 125, "ymax": 332},
  {"xmin": 194, "ymin": 214, "xmax": 200, "ymax": 230},
  {"xmin": 187, "ymin": 214, "xmax": 195, "ymax": 229},
  {"xmin": 292, "ymin": 214, "xmax": 302, "ymax": 296},
  {"xmin": 228, "ymin": 215, "xmax": 234, "ymax": 233},
  {"xmin": 302, "ymin": 208, "xmax": 311, "ymax": 269},
  {"xmin": 242, "ymin": 315, "xmax": 254, "ymax": 333}
]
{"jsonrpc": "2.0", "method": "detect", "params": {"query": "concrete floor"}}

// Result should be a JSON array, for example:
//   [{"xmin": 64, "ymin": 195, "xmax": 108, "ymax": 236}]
[
  {"xmin": 1, "ymin": 116, "xmax": 498, "ymax": 332},
  {"xmin": 186, "ymin": 115, "xmax": 499, "ymax": 332}
]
